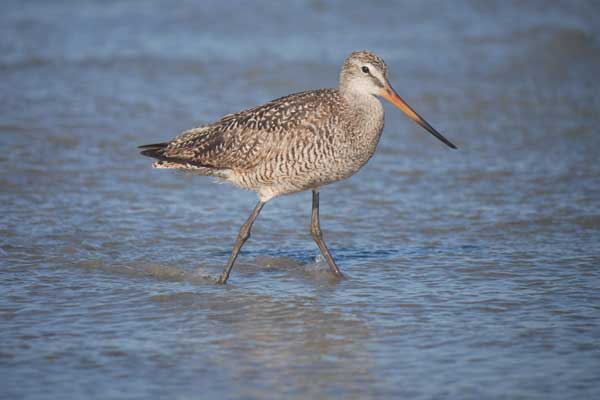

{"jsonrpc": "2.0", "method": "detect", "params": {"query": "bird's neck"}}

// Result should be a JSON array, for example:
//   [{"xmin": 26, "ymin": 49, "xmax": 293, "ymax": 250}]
[
  {"xmin": 340, "ymin": 89, "xmax": 384, "ymax": 133},
  {"xmin": 336, "ymin": 89, "xmax": 385, "ymax": 165}
]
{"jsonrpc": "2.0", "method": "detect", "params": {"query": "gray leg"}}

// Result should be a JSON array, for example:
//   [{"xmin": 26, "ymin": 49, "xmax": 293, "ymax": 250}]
[
  {"xmin": 217, "ymin": 201, "xmax": 265, "ymax": 284},
  {"xmin": 311, "ymin": 190, "xmax": 344, "ymax": 278}
]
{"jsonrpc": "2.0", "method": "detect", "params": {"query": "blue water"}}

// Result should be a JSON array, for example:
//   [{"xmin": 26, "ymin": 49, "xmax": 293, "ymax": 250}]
[{"xmin": 2, "ymin": 1, "xmax": 600, "ymax": 399}]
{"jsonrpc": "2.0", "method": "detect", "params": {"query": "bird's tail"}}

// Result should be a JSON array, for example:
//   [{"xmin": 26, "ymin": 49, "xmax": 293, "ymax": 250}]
[
  {"xmin": 139, "ymin": 142, "xmax": 169, "ymax": 159},
  {"xmin": 138, "ymin": 141, "xmax": 228, "ymax": 177}
]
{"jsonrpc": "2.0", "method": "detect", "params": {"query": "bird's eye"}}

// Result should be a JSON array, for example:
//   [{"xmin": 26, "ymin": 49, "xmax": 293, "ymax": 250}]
[{"xmin": 361, "ymin": 66, "xmax": 370, "ymax": 74}]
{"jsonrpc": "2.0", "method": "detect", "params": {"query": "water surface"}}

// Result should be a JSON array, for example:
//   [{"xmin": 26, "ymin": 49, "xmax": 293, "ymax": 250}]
[{"xmin": 1, "ymin": 1, "xmax": 600, "ymax": 399}]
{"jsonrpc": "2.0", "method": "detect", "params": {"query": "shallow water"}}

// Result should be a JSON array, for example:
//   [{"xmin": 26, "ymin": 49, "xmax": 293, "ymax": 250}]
[{"xmin": 2, "ymin": 1, "xmax": 600, "ymax": 399}]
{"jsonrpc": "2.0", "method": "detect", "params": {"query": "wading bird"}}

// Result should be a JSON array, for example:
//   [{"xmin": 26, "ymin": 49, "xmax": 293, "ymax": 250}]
[{"xmin": 140, "ymin": 50, "xmax": 456, "ymax": 284}]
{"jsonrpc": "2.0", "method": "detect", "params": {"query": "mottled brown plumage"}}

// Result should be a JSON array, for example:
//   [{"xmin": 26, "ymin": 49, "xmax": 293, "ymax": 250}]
[{"xmin": 140, "ymin": 50, "xmax": 456, "ymax": 284}]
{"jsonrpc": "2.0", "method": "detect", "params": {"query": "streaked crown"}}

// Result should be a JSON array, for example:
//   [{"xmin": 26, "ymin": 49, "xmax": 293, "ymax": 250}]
[{"xmin": 339, "ymin": 50, "xmax": 389, "ymax": 96}]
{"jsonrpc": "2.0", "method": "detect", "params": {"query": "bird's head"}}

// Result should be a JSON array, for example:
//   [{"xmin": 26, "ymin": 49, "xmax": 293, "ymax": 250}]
[{"xmin": 340, "ymin": 50, "xmax": 457, "ymax": 149}]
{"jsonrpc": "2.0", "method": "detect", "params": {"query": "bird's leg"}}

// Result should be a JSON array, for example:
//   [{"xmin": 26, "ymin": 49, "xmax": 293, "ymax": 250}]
[
  {"xmin": 310, "ymin": 190, "xmax": 344, "ymax": 278},
  {"xmin": 217, "ymin": 201, "xmax": 265, "ymax": 284}
]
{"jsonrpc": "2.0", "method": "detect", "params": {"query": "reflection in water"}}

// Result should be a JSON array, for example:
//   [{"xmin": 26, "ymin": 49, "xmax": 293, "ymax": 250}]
[{"xmin": 166, "ymin": 291, "xmax": 374, "ymax": 398}]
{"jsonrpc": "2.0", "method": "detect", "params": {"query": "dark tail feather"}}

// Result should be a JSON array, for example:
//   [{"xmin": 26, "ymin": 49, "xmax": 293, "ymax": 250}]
[
  {"xmin": 138, "ymin": 141, "xmax": 217, "ymax": 170},
  {"xmin": 139, "ymin": 142, "xmax": 168, "ymax": 159}
]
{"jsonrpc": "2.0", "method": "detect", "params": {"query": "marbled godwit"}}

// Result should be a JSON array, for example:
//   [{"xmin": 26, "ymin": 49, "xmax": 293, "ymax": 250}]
[{"xmin": 140, "ymin": 50, "xmax": 456, "ymax": 284}]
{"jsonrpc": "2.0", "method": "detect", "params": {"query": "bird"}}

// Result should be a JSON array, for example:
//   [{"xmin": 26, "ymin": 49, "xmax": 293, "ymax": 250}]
[{"xmin": 139, "ymin": 50, "xmax": 456, "ymax": 284}]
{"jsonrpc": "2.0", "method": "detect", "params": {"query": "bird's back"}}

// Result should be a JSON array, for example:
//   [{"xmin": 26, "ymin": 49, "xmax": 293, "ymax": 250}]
[{"xmin": 140, "ymin": 87, "xmax": 384, "ymax": 200}]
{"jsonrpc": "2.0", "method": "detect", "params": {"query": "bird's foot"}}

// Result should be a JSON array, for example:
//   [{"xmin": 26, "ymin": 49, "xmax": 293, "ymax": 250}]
[{"xmin": 216, "ymin": 273, "xmax": 229, "ymax": 285}]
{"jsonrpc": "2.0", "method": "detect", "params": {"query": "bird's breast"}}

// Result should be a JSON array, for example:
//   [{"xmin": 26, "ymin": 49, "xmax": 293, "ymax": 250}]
[{"xmin": 337, "ymin": 97, "xmax": 385, "ymax": 168}]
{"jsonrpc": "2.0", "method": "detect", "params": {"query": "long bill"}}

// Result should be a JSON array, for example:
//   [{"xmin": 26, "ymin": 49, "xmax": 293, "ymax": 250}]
[{"xmin": 380, "ymin": 83, "xmax": 457, "ymax": 149}]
